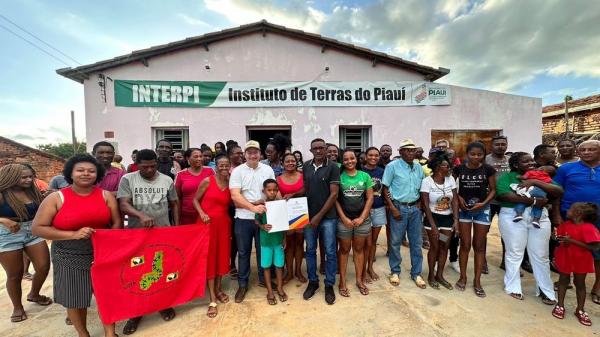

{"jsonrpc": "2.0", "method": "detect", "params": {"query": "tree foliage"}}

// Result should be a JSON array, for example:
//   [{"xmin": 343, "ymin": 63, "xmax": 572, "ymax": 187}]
[{"xmin": 37, "ymin": 142, "xmax": 87, "ymax": 159}]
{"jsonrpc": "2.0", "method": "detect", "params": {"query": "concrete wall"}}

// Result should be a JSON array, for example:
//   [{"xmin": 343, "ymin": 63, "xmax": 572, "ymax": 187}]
[{"xmin": 82, "ymin": 31, "xmax": 541, "ymax": 158}]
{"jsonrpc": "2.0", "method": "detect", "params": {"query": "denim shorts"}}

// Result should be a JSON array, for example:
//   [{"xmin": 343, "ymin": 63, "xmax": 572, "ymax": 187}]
[
  {"xmin": 260, "ymin": 245, "xmax": 284, "ymax": 268},
  {"xmin": 458, "ymin": 206, "xmax": 491, "ymax": 226},
  {"xmin": 0, "ymin": 220, "xmax": 44, "ymax": 252},
  {"xmin": 337, "ymin": 217, "xmax": 372, "ymax": 239},
  {"xmin": 370, "ymin": 207, "xmax": 387, "ymax": 227}
]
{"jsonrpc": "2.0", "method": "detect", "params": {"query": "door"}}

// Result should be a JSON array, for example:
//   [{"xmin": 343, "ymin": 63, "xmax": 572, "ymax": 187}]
[
  {"xmin": 246, "ymin": 127, "xmax": 291, "ymax": 154},
  {"xmin": 431, "ymin": 129, "xmax": 501, "ymax": 161}
]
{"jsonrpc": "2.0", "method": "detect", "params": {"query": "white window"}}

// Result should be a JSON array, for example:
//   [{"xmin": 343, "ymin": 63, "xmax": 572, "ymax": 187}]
[
  {"xmin": 339, "ymin": 126, "xmax": 370, "ymax": 152},
  {"xmin": 153, "ymin": 127, "xmax": 189, "ymax": 151}
]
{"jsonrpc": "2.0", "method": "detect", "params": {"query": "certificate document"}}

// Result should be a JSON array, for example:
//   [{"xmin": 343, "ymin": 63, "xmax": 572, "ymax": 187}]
[{"xmin": 265, "ymin": 197, "xmax": 310, "ymax": 232}]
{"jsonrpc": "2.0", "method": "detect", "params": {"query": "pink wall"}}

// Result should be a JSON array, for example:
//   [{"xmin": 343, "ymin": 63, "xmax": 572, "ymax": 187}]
[{"xmin": 82, "ymin": 32, "xmax": 541, "ymax": 157}]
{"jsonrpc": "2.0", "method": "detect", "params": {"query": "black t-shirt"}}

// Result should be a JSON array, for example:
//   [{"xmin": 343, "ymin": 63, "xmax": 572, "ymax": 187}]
[
  {"xmin": 453, "ymin": 164, "xmax": 496, "ymax": 205},
  {"xmin": 303, "ymin": 159, "xmax": 341, "ymax": 219}
]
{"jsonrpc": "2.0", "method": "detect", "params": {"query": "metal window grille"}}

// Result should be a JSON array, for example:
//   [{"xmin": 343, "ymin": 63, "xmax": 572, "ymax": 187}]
[{"xmin": 339, "ymin": 127, "xmax": 370, "ymax": 152}]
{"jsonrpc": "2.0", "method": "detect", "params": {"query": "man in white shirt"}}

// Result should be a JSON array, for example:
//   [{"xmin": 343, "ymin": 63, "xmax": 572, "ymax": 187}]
[{"xmin": 229, "ymin": 140, "xmax": 275, "ymax": 303}]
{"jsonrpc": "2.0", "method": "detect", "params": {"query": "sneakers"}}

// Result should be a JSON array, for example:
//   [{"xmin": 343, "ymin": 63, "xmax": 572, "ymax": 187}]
[
  {"xmin": 325, "ymin": 285, "xmax": 336, "ymax": 305},
  {"xmin": 450, "ymin": 261, "xmax": 460, "ymax": 273},
  {"xmin": 303, "ymin": 281, "xmax": 319, "ymax": 300},
  {"xmin": 513, "ymin": 215, "xmax": 523, "ymax": 222}
]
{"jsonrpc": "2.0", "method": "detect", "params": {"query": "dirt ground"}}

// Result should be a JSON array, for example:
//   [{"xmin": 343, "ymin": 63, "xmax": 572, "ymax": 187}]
[{"xmin": 1, "ymin": 222, "xmax": 599, "ymax": 337}]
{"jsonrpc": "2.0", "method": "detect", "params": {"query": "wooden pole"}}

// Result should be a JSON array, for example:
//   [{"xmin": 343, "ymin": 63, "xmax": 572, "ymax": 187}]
[{"xmin": 71, "ymin": 110, "xmax": 77, "ymax": 154}]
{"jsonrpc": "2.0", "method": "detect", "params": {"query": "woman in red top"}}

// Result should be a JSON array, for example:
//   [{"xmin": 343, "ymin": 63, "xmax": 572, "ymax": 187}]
[
  {"xmin": 277, "ymin": 153, "xmax": 306, "ymax": 284},
  {"xmin": 33, "ymin": 154, "xmax": 121, "ymax": 337},
  {"xmin": 552, "ymin": 202, "xmax": 600, "ymax": 326},
  {"xmin": 193, "ymin": 154, "xmax": 231, "ymax": 319},
  {"xmin": 175, "ymin": 148, "xmax": 214, "ymax": 224}
]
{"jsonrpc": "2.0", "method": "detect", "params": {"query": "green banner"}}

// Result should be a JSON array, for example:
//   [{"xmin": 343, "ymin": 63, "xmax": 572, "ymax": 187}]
[{"xmin": 114, "ymin": 80, "xmax": 227, "ymax": 107}]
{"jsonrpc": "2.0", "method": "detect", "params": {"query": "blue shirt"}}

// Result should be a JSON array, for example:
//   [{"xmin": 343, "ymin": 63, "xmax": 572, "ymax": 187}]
[
  {"xmin": 553, "ymin": 161, "xmax": 600, "ymax": 214},
  {"xmin": 362, "ymin": 166, "xmax": 385, "ymax": 208},
  {"xmin": 382, "ymin": 159, "xmax": 424, "ymax": 203}
]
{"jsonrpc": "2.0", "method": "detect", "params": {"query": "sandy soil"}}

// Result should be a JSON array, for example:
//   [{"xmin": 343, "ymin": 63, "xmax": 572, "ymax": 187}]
[{"xmin": 1, "ymin": 223, "xmax": 599, "ymax": 337}]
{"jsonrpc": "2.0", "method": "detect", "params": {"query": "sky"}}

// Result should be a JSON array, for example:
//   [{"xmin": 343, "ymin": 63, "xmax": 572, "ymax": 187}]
[{"xmin": 1, "ymin": 0, "xmax": 599, "ymax": 147}]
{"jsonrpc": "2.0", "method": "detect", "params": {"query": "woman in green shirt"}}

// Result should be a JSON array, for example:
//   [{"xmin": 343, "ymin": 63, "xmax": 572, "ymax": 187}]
[
  {"xmin": 496, "ymin": 152, "xmax": 562, "ymax": 304},
  {"xmin": 335, "ymin": 149, "xmax": 374, "ymax": 297}
]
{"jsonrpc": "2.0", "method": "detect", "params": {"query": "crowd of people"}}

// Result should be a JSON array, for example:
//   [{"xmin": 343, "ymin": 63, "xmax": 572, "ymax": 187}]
[{"xmin": 1, "ymin": 134, "xmax": 599, "ymax": 336}]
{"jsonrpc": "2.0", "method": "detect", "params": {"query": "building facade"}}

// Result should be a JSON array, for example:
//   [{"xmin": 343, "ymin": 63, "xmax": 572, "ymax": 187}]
[{"xmin": 58, "ymin": 21, "xmax": 542, "ymax": 159}]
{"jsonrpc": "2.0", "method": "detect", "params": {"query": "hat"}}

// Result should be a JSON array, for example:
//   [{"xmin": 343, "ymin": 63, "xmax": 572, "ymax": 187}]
[
  {"xmin": 398, "ymin": 139, "xmax": 417, "ymax": 149},
  {"xmin": 429, "ymin": 146, "xmax": 444, "ymax": 155},
  {"xmin": 244, "ymin": 140, "xmax": 261, "ymax": 151}
]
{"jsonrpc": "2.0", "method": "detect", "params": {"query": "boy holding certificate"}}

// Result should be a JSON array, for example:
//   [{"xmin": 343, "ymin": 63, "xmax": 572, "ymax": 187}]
[{"xmin": 255, "ymin": 179, "xmax": 288, "ymax": 304}]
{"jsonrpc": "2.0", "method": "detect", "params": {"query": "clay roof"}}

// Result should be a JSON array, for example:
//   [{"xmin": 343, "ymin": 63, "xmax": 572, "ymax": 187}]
[
  {"xmin": 542, "ymin": 93, "xmax": 600, "ymax": 114},
  {"xmin": 56, "ymin": 20, "xmax": 449, "ymax": 83},
  {"xmin": 0, "ymin": 136, "xmax": 66, "ymax": 162}
]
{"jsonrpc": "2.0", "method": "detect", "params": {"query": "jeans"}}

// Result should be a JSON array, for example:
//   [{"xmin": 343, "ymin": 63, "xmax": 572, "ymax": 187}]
[
  {"xmin": 304, "ymin": 218, "xmax": 337, "ymax": 287},
  {"xmin": 388, "ymin": 202, "xmax": 423, "ymax": 278},
  {"xmin": 499, "ymin": 207, "xmax": 555, "ymax": 299},
  {"xmin": 234, "ymin": 218, "xmax": 264, "ymax": 288},
  {"xmin": 514, "ymin": 187, "xmax": 546, "ymax": 220}
]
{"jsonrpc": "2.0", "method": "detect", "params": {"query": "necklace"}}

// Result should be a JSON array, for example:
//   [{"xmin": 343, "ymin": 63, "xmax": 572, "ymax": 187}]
[{"xmin": 432, "ymin": 176, "xmax": 446, "ymax": 196}]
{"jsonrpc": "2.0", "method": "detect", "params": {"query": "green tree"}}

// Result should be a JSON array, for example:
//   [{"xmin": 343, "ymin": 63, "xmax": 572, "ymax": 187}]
[{"xmin": 37, "ymin": 142, "xmax": 87, "ymax": 159}]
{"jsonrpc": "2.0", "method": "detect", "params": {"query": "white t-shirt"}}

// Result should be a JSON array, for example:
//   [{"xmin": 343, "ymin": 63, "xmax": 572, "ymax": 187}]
[
  {"xmin": 420, "ymin": 176, "xmax": 456, "ymax": 215},
  {"xmin": 229, "ymin": 162, "xmax": 275, "ymax": 219}
]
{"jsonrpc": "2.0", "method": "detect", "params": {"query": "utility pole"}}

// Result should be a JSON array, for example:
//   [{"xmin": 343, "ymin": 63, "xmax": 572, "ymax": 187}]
[
  {"xmin": 71, "ymin": 110, "xmax": 77, "ymax": 154},
  {"xmin": 564, "ymin": 95, "xmax": 573, "ymax": 138}
]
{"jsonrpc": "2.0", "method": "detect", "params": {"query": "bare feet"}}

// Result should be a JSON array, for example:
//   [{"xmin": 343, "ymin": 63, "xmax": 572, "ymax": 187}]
[
  {"xmin": 283, "ymin": 273, "xmax": 294, "ymax": 285},
  {"xmin": 368, "ymin": 269, "xmax": 380, "ymax": 281},
  {"xmin": 295, "ymin": 270, "xmax": 307, "ymax": 283}
]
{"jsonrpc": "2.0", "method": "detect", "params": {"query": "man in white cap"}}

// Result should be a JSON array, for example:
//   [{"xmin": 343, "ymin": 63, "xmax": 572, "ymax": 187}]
[
  {"xmin": 382, "ymin": 139, "xmax": 426, "ymax": 289},
  {"xmin": 229, "ymin": 140, "xmax": 275, "ymax": 303}
]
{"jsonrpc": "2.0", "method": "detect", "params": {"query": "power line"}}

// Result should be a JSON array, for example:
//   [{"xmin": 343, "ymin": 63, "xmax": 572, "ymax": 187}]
[
  {"xmin": 0, "ymin": 23, "xmax": 73, "ymax": 67},
  {"xmin": 0, "ymin": 13, "xmax": 82, "ymax": 65}
]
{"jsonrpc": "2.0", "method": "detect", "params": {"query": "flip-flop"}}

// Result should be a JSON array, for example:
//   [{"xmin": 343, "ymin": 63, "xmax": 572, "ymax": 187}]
[
  {"xmin": 356, "ymin": 283, "xmax": 369, "ymax": 296},
  {"xmin": 10, "ymin": 311, "xmax": 27, "ymax": 323},
  {"xmin": 206, "ymin": 302, "xmax": 218, "ymax": 318},
  {"xmin": 339, "ymin": 287, "xmax": 350, "ymax": 297},
  {"xmin": 437, "ymin": 278, "xmax": 453, "ymax": 290},
  {"xmin": 22, "ymin": 273, "xmax": 33, "ymax": 281},
  {"xmin": 510, "ymin": 293, "xmax": 524, "ymax": 300},
  {"xmin": 216, "ymin": 292, "xmax": 229, "ymax": 304},
  {"xmin": 428, "ymin": 279, "xmax": 440, "ymax": 289},
  {"xmin": 27, "ymin": 295, "xmax": 53, "ymax": 306},
  {"xmin": 159, "ymin": 308, "xmax": 176, "ymax": 321},
  {"xmin": 123, "ymin": 317, "xmax": 142, "ymax": 335},
  {"xmin": 267, "ymin": 294, "xmax": 277, "ymax": 305},
  {"xmin": 591, "ymin": 292, "xmax": 600, "ymax": 305},
  {"xmin": 474, "ymin": 287, "xmax": 486, "ymax": 298},
  {"xmin": 277, "ymin": 291, "xmax": 288, "ymax": 302},
  {"xmin": 455, "ymin": 280, "xmax": 466, "ymax": 292}
]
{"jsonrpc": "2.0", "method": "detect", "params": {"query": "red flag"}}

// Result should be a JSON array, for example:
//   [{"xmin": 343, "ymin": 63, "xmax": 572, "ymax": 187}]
[{"xmin": 91, "ymin": 225, "xmax": 209, "ymax": 324}]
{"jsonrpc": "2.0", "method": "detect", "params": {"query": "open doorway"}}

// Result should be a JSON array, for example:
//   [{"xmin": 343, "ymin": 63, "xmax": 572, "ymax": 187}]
[
  {"xmin": 431, "ymin": 129, "xmax": 502, "ymax": 160},
  {"xmin": 247, "ymin": 127, "xmax": 291, "ymax": 154}
]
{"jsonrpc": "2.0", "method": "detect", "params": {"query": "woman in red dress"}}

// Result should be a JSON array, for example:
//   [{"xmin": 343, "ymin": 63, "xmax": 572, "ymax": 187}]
[
  {"xmin": 552, "ymin": 202, "xmax": 600, "ymax": 326},
  {"xmin": 175, "ymin": 148, "xmax": 214, "ymax": 224},
  {"xmin": 193, "ymin": 154, "xmax": 231, "ymax": 318},
  {"xmin": 277, "ymin": 153, "xmax": 306, "ymax": 284}
]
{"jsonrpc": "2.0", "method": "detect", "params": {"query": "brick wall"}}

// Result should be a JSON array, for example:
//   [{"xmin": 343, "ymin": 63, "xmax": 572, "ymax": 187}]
[
  {"xmin": 542, "ymin": 107, "xmax": 600, "ymax": 136},
  {"xmin": 0, "ymin": 137, "xmax": 66, "ymax": 183}
]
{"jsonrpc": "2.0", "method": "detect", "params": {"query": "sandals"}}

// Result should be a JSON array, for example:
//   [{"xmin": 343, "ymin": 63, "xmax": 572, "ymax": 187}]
[
  {"xmin": 206, "ymin": 302, "xmax": 218, "ymax": 318},
  {"xmin": 356, "ymin": 283, "xmax": 369, "ymax": 296},
  {"xmin": 540, "ymin": 292, "xmax": 557, "ymax": 305},
  {"xmin": 229, "ymin": 268, "xmax": 238, "ymax": 280},
  {"xmin": 216, "ymin": 292, "xmax": 229, "ymax": 304},
  {"xmin": 575, "ymin": 309, "xmax": 592, "ymax": 326},
  {"xmin": 552, "ymin": 305, "xmax": 565, "ymax": 319},
  {"xmin": 510, "ymin": 293, "xmax": 524, "ymax": 301},
  {"xmin": 591, "ymin": 292, "xmax": 600, "ymax": 305},
  {"xmin": 159, "ymin": 308, "xmax": 176, "ymax": 321},
  {"xmin": 389, "ymin": 273, "xmax": 400, "ymax": 286},
  {"xmin": 455, "ymin": 280, "xmax": 466, "ymax": 292},
  {"xmin": 277, "ymin": 291, "xmax": 288, "ymax": 302},
  {"xmin": 368, "ymin": 270, "xmax": 380, "ymax": 282},
  {"xmin": 27, "ymin": 295, "xmax": 53, "ymax": 306},
  {"xmin": 413, "ymin": 275, "xmax": 427, "ymax": 289},
  {"xmin": 123, "ymin": 317, "xmax": 142, "ymax": 335},
  {"xmin": 474, "ymin": 286, "xmax": 486, "ymax": 298},
  {"xmin": 428, "ymin": 279, "xmax": 440, "ymax": 290},
  {"xmin": 267, "ymin": 294, "xmax": 277, "ymax": 305},
  {"xmin": 10, "ymin": 311, "xmax": 27, "ymax": 323},
  {"xmin": 339, "ymin": 287, "xmax": 350, "ymax": 297},
  {"xmin": 437, "ymin": 278, "xmax": 453, "ymax": 290}
]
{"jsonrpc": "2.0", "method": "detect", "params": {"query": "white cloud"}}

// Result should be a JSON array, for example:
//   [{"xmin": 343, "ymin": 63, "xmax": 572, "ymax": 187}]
[
  {"xmin": 204, "ymin": 0, "xmax": 325, "ymax": 32},
  {"xmin": 177, "ymin": 13, "xmax": 211, "ymax": 27}
]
